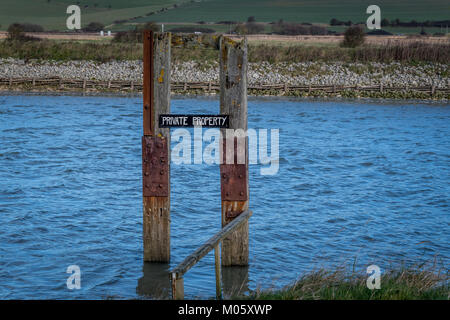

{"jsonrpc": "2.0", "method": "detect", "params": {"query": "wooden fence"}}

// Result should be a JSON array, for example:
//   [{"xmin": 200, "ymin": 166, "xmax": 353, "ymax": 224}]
[
  {"xmin": 170, "ymin": 209, "xmax": 253, "ymax": 300},
  {"xmin": 1, "ymin": 77, "xmax": 449, "ymax": 95}
]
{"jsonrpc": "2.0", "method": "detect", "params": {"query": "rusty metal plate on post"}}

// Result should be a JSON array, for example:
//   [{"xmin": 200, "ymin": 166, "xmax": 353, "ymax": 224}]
[
  {"xmin": 220, "ymin": 164, "xmax": 247, "ymax": 201},
  {"xmin": 142, "ymin": 136, "xmax": 169, "ymax": 197}
]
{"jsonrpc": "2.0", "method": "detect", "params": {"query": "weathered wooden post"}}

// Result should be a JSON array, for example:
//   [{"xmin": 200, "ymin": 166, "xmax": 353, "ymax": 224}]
[
  {"xmin": 219, "ymin": 37, "xmax": 249, "ymax": 266},
  {"xmin": 142, "ymin": 31, "xmax": 171, "ymax": 262},
  {"xmin": 171, "ymin": 272, "xmax": 184, "ymax": 300}
]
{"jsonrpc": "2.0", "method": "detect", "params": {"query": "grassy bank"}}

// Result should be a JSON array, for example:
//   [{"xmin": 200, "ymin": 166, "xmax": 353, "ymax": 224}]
[
  {"xmin": 246, "ymin": 266, "xmax": 448, "ymax": 300},
  {"xmin": 1, "ymin": 39, "xmax": 449, "ymax": 64}
]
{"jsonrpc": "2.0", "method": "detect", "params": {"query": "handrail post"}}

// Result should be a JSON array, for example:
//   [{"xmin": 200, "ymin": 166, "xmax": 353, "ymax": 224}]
[
  {"xmin": 171, "ymin": 272, "xmax": 184, "ymax": 300},
  {"xmin": 215, "ymin": 243, "xmax": 222, "ymax": 300}
]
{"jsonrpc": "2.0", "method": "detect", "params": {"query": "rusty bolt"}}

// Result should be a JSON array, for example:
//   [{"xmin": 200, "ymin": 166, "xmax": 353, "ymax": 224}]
[
  {"xmin": 145, "ymin": 184, "xmax": 149, "ymax": 188},
  {"xmin": 145, "ymin": 172, "xmax": 149, "ymax": 176},
  {"xmin": 159, "ymin": 184, "xmax": 163, "ymax": 188},
  {"xmin": 160, "ymin": 170, "xmax": 164, "ymax": 175},
  {"xmin": 226, "ymin": 192, "xmax": 230, "ymax": 196},
  {"xmin": 222, "ymin": 173, "xmax": 227, "ymax": 179},
  {"xmin": 144, "ymin": 105, "xmax": 149, "ymax": 110},
  {"xmin": 239, "ymin": 174, "xmax": 243, "ymax": 178},
  {"xmin": 240, "ymin": 191, "xmax": 244, "ymax": 196}
]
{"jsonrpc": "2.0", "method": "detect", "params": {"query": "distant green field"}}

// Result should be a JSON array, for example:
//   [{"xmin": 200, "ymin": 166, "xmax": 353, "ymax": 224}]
[
  {"xmin": 0, "ymin": 0, "xmax": 184, "ymax": 30},
  {"xmin": 140, "ymin": 0, "xmax": 450, "ymax": 24},
  {"xmin": 0, "ymin": 0, "xmax": 448, "ymax": 31}
]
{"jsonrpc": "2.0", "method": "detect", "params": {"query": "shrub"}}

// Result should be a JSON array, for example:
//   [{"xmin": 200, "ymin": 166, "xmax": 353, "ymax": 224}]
[
  {"xmin": 381, "ymin": 18, "xmax": 390, "ymax": 27},
  {"xmin": 135, "ymin": 22, "xmax": 160, "ymax": 32},
  {"xmin": 113, "ymin": 22, "xmax": 160, "ymax": 43},
  {"xmin": 246, "ymin": 23, "xmax": 264, "ymax": 34},
  {"xmin": 83, "ymin": 22, "xmax": 104, "ymax": 32},
  {"xmin": 341, "ymin": 25, "xmax": 366, "ymax": 47},
  {"xmin": 234, "ymin": 22, "xmax": 264, "ymax": 35},
  {"xmin": 310, "ymin": 25, "xmax": 327, "ymax": 35},
  {"xmin": 16, "ymin": 23, "xmax": 44, "ymax": 32},
  {"xmin": 7, "ymin": 23, "xmax": 39, "ymax": 41},
  {"xmin": 330, "ymin": 18, "xmax": 339, "ymax": 26},
  {"xmin": 113, "ymin": 31, "xmax": 140, "ymax": 43}
]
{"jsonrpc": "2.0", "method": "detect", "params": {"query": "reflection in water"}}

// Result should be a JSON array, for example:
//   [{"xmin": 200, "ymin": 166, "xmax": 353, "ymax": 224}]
[
  {"xmin": 222, "ymin": 266, "xmax": 250, "ymax": 298},
  {"xmin": 136, "ymin": 263, "xmax": 250, "ymax": 299},
  {"xmin": 136, "ymin": 262, "xmax": 171, "ymax": 299}
]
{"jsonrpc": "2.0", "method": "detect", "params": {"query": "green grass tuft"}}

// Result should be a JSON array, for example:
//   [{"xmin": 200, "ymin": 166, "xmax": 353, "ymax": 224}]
[{"xmin": 245, "ymin": 266, "xmax": 449, "ymax": 300}]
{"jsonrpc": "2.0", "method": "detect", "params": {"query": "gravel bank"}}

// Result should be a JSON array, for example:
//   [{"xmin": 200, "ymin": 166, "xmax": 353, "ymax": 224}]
[{"xmin": 0, "ymin": 58, "xmax": 448, "ymax": 88}]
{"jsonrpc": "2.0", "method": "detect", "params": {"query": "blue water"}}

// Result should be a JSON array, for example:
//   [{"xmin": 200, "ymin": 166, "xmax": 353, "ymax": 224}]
[{"xmin": 0, "ymin": 94, "xmax": 448, "ymax": 299}]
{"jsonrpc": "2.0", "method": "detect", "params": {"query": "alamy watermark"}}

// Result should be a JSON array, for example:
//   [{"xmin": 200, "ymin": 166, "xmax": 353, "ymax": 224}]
[
  {"xmin": 66, "ymin": 5, "xmax": 81, "ymax": 30},
  {"xmin": 171, "ymin": 127, "xmax": 279, "ymax": 176},
  {"xmin": 366, "ymin": 5, "xmax": 381, "ymax": 30},
  {"xmin": 366, "ymin": 265, "xmax": 381, "ymax": 290},
  {"xmin": 66, "ymin": 265, "xmax": 81, "ymax": 289}
]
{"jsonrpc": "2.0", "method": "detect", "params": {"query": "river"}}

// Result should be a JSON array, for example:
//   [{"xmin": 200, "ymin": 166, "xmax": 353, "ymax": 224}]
[{"xmin": 0, "ymin": 94, "xmax": 448, "ymax": 299}]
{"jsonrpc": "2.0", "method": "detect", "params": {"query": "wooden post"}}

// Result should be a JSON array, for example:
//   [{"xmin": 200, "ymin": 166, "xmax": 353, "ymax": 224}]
[
  {"xmin": 171, "ymin": 273, "xmax": 184, "ymax": 300},
  {"xmin": 215, "ymin": 243, "xmax": 222, "ymax": 299},
  {"xmin": 142, "ymin": 31, "xmax": 171, "ymax": 262},
  {"xmin": 219, "ymin": 36, "xmax": 249, "ymax": 266},
  {"xmin": 83, "ymin": 79, "xmax": 86, "ymax": 91}
]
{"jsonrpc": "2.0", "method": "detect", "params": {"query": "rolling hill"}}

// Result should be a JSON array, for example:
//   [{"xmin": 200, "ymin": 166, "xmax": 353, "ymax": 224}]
[{"xmin": 0, "ymin": 0, "xmax": 448, "ymax": 31}]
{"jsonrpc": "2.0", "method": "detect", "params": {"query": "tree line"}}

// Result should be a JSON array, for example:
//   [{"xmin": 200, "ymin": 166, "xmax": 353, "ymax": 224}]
[{"xmin": 331, "ymin": 18, "xmax": 450, "ymax": 28}]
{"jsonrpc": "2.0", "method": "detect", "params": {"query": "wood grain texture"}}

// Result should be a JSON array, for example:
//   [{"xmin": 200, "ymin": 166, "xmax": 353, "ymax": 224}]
[
  {"xmin": 152, "ymin": 32, "xmax": 171, "ymax": 138},
  {"xmin": 219, "ymin": 36, "xmax": 249, "ymax": 266},
  {"xmin": 143, "ymin": 196, "xmax": 170, "ymax": 261},
  {"xmin": 143, "ymin": 30, "xmax": 153, "ymax": 136},
  {"xmin": 171, "ymin": 273, "xmax": 184, "ymax": 300},
  {"xmin": 143, "ymin": 32, "xmax": 171, "ymax": 262},
  {"xmin": 215, "ymin": 244, "xmax": 222, "ymax": 299}
]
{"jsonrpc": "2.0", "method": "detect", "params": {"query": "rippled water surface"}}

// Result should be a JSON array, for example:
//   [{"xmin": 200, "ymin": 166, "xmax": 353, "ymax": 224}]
[{"xmin": 0, "ymin": 94, "xmax": 449, "ymax": 299}]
